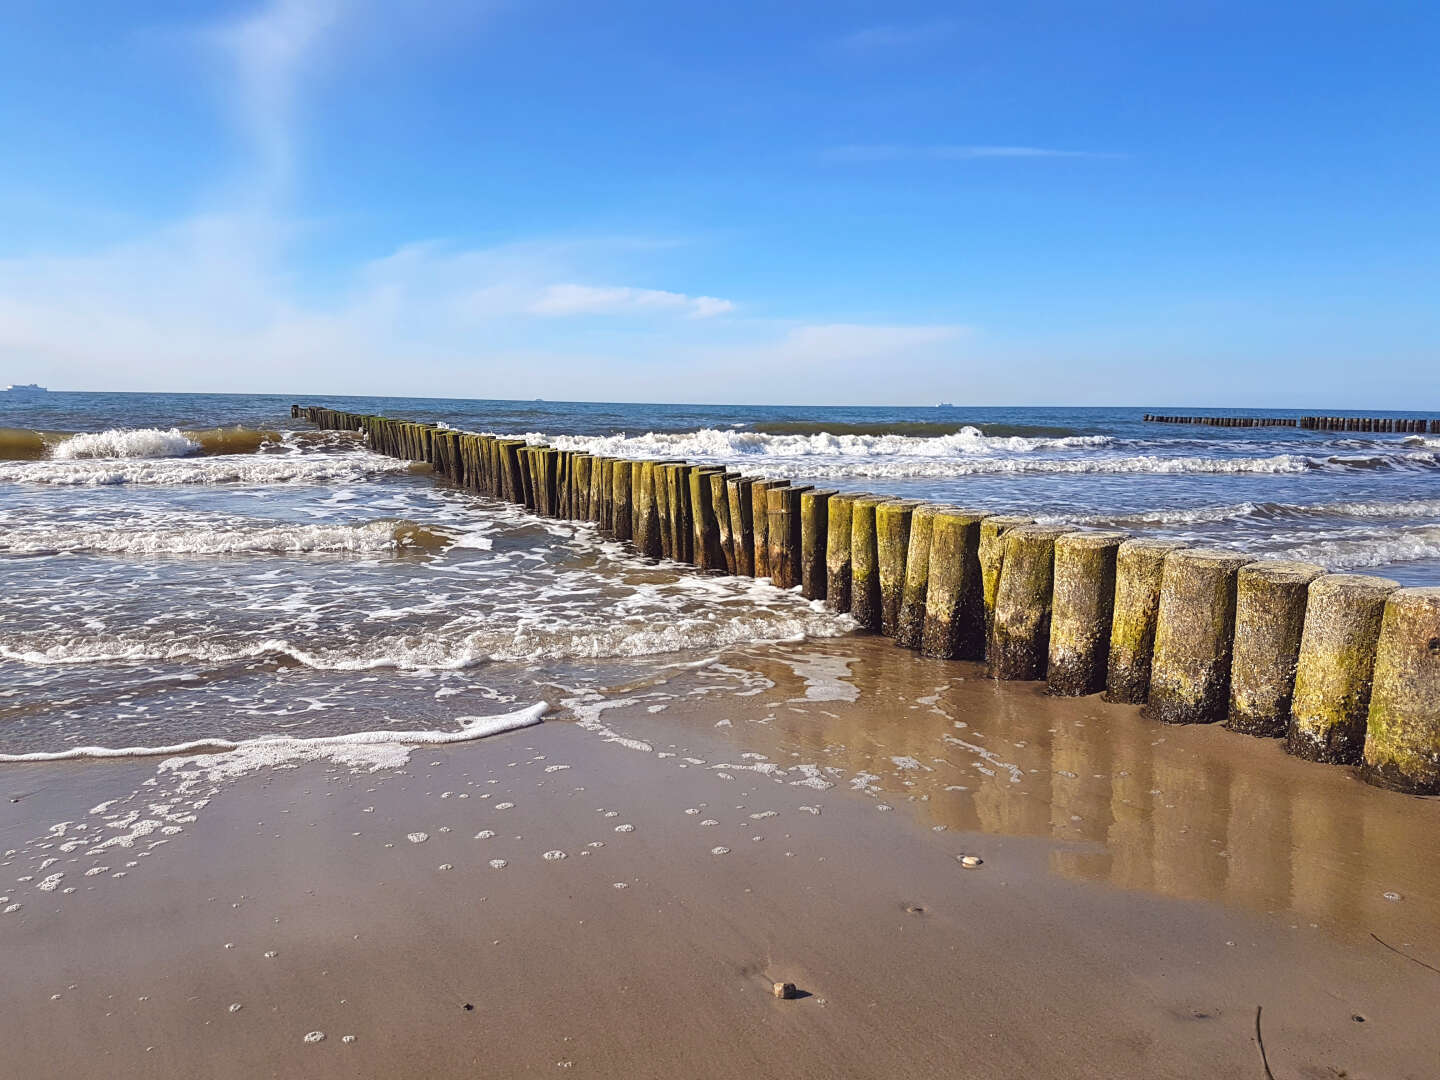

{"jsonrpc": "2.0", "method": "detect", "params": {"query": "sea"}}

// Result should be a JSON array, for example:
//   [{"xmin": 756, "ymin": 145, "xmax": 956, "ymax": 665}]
[{"xmin": 3, "ymin": 391, "xmax": 1438, "ymax": 762}]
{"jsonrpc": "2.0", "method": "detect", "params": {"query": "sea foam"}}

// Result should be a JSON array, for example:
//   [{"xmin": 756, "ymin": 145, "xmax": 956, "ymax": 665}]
[
  {"xmin": 0, "ymin": 703, "xmax": 548, "ymax": 767},
  {"xmin": 52, "ymin": 428, "xmax": 202, "ymax": 460}
]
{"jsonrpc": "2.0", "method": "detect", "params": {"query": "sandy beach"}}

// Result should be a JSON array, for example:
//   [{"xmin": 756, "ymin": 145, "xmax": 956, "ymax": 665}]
[{"xmin": 5, "ymin": 635, "xmax": 1438, "ymax": 1079}]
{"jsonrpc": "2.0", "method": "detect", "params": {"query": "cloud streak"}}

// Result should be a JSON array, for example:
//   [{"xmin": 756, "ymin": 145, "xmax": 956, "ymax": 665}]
[
  {"xmin": 530, "ymin": 284, "xmax": 734, "ymax": 319},
  {"xmin": 207, "ymin": 0, "xmax": 343, "ymax": 195}
]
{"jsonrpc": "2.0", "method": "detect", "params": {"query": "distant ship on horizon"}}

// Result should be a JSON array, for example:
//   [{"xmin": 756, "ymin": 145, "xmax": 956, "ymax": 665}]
[{"xmin": 3, "ymin": 383, "xmax": 47, "ymax": 395}]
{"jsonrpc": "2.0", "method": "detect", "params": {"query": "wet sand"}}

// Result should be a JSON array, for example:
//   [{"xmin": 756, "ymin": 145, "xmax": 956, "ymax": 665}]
[{"xmin": 4, "ymin": 634, "xmax": 1439, "ymax": 1078}]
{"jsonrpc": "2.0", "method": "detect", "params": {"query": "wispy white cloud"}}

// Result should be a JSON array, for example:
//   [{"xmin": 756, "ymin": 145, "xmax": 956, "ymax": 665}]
[
  {"xmin": 825, "ymin": 145, "xmax": 1121, "ymax": 163},
  {"xmin": 530, "ymin": 284, "xmax": 734, "ymax": 319},
  {"xmin": 205, "ymin": 0, "xmax": 343, "ymax": 196},
  {"xmin": 831, "ymin": 20, "xmax": 957, "ymax": 53}
]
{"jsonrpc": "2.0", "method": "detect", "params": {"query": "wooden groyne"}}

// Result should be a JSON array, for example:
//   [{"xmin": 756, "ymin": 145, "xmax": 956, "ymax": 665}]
[
  {"xmin": 296, "ymin": 404, "xmax": 1440, "ymax": 796},
  {"xmin": 1144, "ymin": 413, "xmax": 1440, "ymax": 432}
]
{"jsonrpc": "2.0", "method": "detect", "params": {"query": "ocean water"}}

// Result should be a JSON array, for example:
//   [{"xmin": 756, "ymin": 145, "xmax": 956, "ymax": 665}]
[{"xmin": 3, "ymin": 391, "xmax": 1438, "ymax": 760}]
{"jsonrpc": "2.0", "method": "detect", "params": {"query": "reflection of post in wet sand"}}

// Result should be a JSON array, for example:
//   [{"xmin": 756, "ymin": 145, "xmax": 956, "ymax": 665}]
[
  {"xmin": 1289, "ymin": 782, "xmax": 1365, "ymax": 930},
  {"xmin": 1145, "ymin": 752, "xmax": 1231, "ymax": 904},
  {"xmin": 1106, "ymin": 721, "xmax": 1156, "ymax": 895},
  {"xmin": 685, "ymin": 637, "xmax": 1440, "ymax": 937},
  {"xmin": 1048, "ymin": 713, "xmax": 1115, "ymax": 883},
  {"xmin": 1224, "ymin": 771, "xmax": 1293, "ymax": 914},
  {"xmin": 951, "ymin": 681, "xmax": 1053, "ymax": 839}
]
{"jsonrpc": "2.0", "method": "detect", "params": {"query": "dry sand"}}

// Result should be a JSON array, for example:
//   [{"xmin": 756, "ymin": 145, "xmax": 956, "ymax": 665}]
[{"xmin": 3, "ymin": 635, "xmax": 1439, "ymax": 1078}]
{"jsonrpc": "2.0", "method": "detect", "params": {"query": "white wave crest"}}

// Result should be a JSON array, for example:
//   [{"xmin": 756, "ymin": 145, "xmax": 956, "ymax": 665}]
[
  {"xmin": 543, "ymin": 425, "xmax": 1111, "ymax": 459},
  {"xmin": 51, "ymin": 428, "xmax": 201, "ymax": 460},
  {"xmin": 0, "ymin": 452, "xmax": 413, "ymax": 487},
  {"xmin": 1267, "ymin": 525, "xmax": 1440, "ymax": 572},
  {"xmin": 0, "ymin": 520, "xmax": 410, "ymax": 557},
  {"xmin": 748, "ymin": 453, "xmax": 1318, "ymax": 479},
  {"xmin": 0, "ymin": 703, "xmax": 548, "ymax": 767},
  {"xmin": 1, "ymin": 607, "xmax": 851, "ymax": 672},
  {"xmin": 1040, "ymin": 497, "xmax": 1440, "ymax": 529}
]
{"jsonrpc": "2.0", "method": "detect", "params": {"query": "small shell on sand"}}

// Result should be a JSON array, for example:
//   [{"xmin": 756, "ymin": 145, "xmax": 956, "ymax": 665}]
[{"xmin": 958, "ymin": 855, "xmax": 983, "ymax": 868}]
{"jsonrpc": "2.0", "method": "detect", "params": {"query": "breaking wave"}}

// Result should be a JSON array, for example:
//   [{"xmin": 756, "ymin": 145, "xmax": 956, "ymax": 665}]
[
  {"xmin": 1, "ymin": 606, "xmax": 851, "ymax": 672},
  {"xmin": 544, "ymin": 425, "xmax": 1112, "ymax": 459},
  {"xmin": 0, "ymin": 519, "xmax": 455, "ymax": 557},
  {"xmin": 1043, "ymin": 498, "xmax": 1440, "ymax": 530},
  {"xmin": 0, "ymin": 426, "xmax": 287, "ymax": 461},
  {"xmin": 0, "ymin": 451, "xmax": 414, "ymax": 487},
  {"xmin": 750, "ymin": 453, "xmax": 1320, "ymax": 479},
  {"xmin": 1265, "ymin": 525, "xmax": 1440, "ymax": 572}
]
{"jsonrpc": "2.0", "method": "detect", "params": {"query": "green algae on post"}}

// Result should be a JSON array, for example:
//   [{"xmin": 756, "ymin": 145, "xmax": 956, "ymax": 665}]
[
  {"xmin": 979, "ymin": 515, "xmax": 1035, "ymax": 659},
  {"xmin": 1361, "ymin": 587, "xmax": 1440, "ymax": 794},
  {"xmin": 1226, "ymin": 560, "xmax": 1324, "ymax": 737},
  {"xmin": 895, "ymin": 504, "xmax": 940, "ymax": 649},
  {"xmin": 1144, "ymin": 549, "xmax": 1251, "ymax": 725},
  {"xmin": 1286, "ymin": 573, "xmax": 1399, "ymax": 765},
  {"xmin": 1106, "ymin": 539, "xmax": 1188, "ymax": 704},
  {"xmin": 919, "ymin": 508, "xmax": 986, "ymax": 661},
  {"xmin": 824, "ymin": 492, "xmax": 860, "ymax": 613},
  {"xmin": 1048, "ymin": 530, "xmax": 1127, "ymax": 696},
  {"xmin": 876, "ymin": 501, "xmax": 919, "ymax": 638},
  {"xmin": 849, "ymin": 495, "xmax": 885, "ymax": 631},
  {"xmin": 991, "ymin": 524, "xmax": 1067, "ymax": 681},
  {"xmin": 610, "ymin": 459, "xmax": 633, "ymax": 541}
]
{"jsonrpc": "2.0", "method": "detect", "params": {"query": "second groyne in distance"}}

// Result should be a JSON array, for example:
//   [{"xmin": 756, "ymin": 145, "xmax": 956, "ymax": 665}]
[
  {"xmin": 1144, "ymin": 413, "xmax": 1440, "ymax": 432},
  {"xmin": 295, "ymin": 405, "xmax": 1440, "ymax": 797}
]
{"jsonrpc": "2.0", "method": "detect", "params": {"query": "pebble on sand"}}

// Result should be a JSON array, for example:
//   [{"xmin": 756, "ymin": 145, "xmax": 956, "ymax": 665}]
[{"xmin": 773, "ymin": 982, "xmax": 797, "ymax": 1000}]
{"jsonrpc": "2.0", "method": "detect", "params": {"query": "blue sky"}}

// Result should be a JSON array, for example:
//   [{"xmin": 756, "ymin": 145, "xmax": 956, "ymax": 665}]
[{"xmin": 1, "ymin": 1, "xmax": 1436, "ymax": 406}]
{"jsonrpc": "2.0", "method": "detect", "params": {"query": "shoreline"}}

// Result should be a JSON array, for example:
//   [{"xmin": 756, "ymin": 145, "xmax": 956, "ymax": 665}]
[{"xmin": 4, "ymin": 635, "xmax": 1438, "ymax": 1077}]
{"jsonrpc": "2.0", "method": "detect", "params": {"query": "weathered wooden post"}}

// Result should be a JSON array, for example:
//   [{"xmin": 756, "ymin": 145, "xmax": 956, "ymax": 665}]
[
  {"xmin": 611, "ymin": 460, "xmax": 633, "ymax": 540},
  {"xmin": 1106, "ymin": 539, "xmax": 1188, "ymax": 704},
  {"xmin": 849, "ymin": 496, "xmax": 885, "ymax": 631},
  {"xmin": 1144, "ymin": 549, "xmax": 1251, "ymax": 724},
  {"xmin": 894, "ymin": 504, "xmax": 940, "ymax": 649},
  {"xmin": 1226, "ymin": 560, "xmax": 1324, "ymax": 736},
  {"xmin": 689, "ymin": 467, "xmax": 725, "ymax": 570},
  {"xmin": 876, "ymin": 501, "xmax": 919, "ymax": 637},
  {"xmin": 1048, "ymin": 530, "xmax": 1127, "ymax": 696},
  {"xmin": 1360, "ymin": 587, "xmax": 1440, "ymax": 794},
  {"xmin": 573, "ymin": 455, "xmax": 593, "ymax": 521},
  {"xmin": 991, "ymin": 524, "xmax": 1067, "ymax": 680},
  {"xmin": 634, "ymin": 460, "xmax": 661, "ymax": 557},
  {"xmin": 799, "ymin": 489, "xmax": 834, "ymax": 600},
  {"xmin": 710, "ymin": 471, "xmax": 737, "ymax": 573},
  {"xmin": 979, "ymin": 515, "xmax": 1035, "ymax": 658},
  {"xmin": 920, "ymin": 508, "xmax": 986, "ymax": 660},
  {"xmin": 750, "ymin": 479, "xmax": 788, "ymax": 578},
  {"xmin": 1286, "ymin": 573, "xmax": 1399, "ymax": 764},
  {"xmin": 824, "ymin": 492, "xmax": 861, "ymax": 613},
  {"xmin": 669, "ymin": 464, "xmax": 694, "ymax": 562},
  {"xmin": 728, "ymin": 476, "xmax": 756, "ymax": 576},
  {"xmin": 767, "ymin": 484, "xmax": 811, "ymax": 589}
]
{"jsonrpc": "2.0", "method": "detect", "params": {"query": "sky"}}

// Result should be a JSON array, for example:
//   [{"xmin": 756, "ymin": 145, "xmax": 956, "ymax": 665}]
[{"xmin": 0, "ymin": 1, "xmax": 1436, "ymax": 407}]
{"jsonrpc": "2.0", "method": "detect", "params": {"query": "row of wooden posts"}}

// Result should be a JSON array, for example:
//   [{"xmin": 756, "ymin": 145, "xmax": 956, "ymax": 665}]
[
  {"xmin": 295, "ymin": 405, "xmax": 1440, "ymax": 796},
  {"xmin": 1144, "ymin": 413, "xmax": 1440, "ymax": 432}
]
